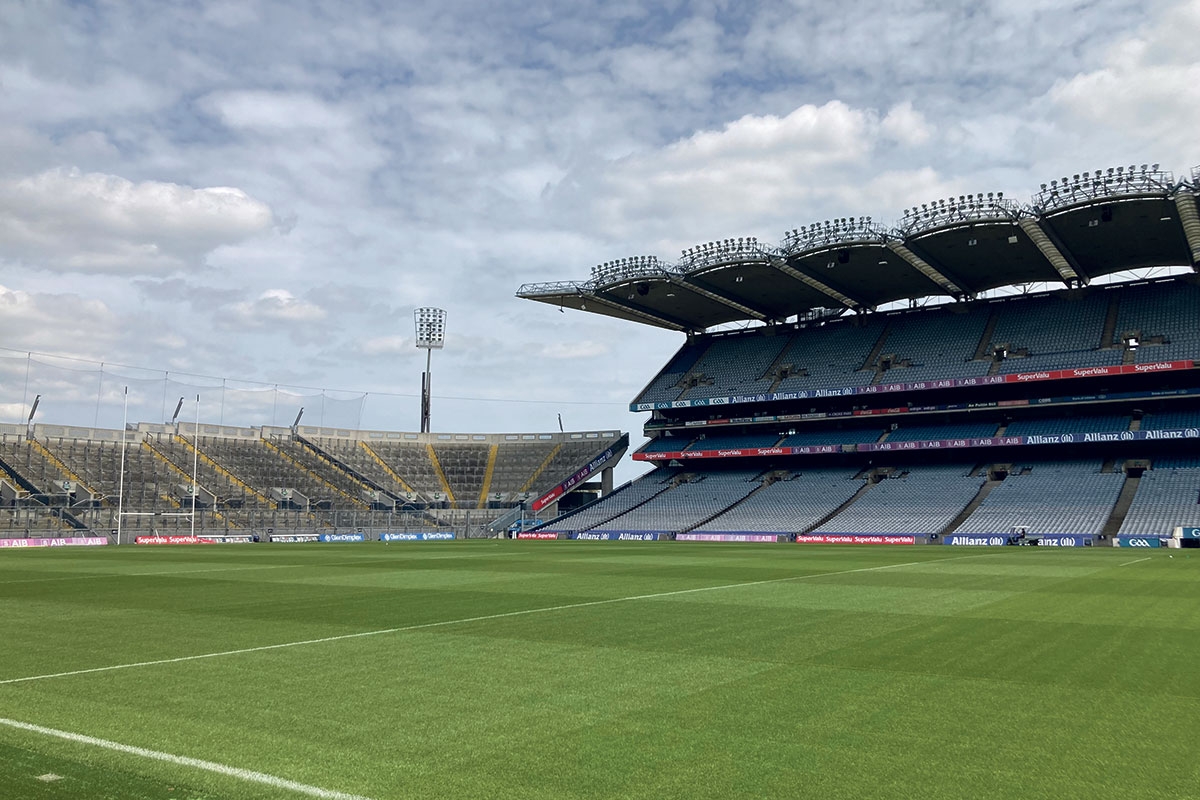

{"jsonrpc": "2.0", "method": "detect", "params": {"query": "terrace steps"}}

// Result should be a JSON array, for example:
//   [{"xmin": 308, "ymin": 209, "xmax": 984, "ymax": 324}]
[
  {"xmin": 174, "ymin": 435, "xmax": 269, "ymax": 505},
  {"xmin": 520, "ymin": 443, "xmax": 561, "ymax": 493},
  {"xmin": 296, "ymin": 437, "xmax": 384, "ymax": 496},
  {"xmin": 357, "ymin": 441, "xmax": 417, "ymax": 495},
  {"xmin": 972, "ymin": 310, "xmax": 1001, "ymax": 361},
  {"xmin": 31, "ymin": 439, "xmax": 95, "ymax": 498},
  {"xmin": 1100, "ymin": 472, "xmax": 1141, "ymax": 537},
  {"xmin": 679, "ymin": 476, "xmax": 773, "ymax": 534},
  {"xmin": 142, "ymin": 441, "xmax": 230, "ymax": 526},
  {"xmin": 1100, "ymin": 295, "xmax": 1121, "ymax": 348},
  {"xmin": 425, "ymin": 444, "xmax": 457, "ymax": 508},
  {"xmin": 802, "ymin": 478, "xmax": 872, "ymax": 534},
  {"xmin": 861, "ymin": 322, "xmax": 894, "ymax": 374},
  {"xmin": 940, "ymin": 477, "xmax": 1003, "ymax": 535},
  {"xmin": 262, "ymin": 438, "xmax": 368, "ymax": 509},
  {"xmin": 577, "ymin": 482, "xmax": 674, "ymax": 533}
]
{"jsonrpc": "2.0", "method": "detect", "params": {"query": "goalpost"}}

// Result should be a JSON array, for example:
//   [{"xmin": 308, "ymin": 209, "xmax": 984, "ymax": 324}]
[{"xmin": 114, "ymin": 392, "xmax": 201, "ymax": 545}]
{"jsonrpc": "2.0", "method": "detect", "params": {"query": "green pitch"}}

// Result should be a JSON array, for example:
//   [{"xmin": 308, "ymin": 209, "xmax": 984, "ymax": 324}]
[{"xmin": 0, "ymin": 542, "xmax": 1196, "ymax": 799}]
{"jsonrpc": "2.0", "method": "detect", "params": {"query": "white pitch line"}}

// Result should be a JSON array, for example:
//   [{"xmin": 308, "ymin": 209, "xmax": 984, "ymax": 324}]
[
  {"xmin": 0, "ymin": 717, "xmax": 372, "ymax": 800},
  {"xmin": 0, "ymin": 555, "xmax": 973, "ymax": 686},
  {"xmin": 1119, "ymin": 556, "xmax": 1152, "ymax": 566}
]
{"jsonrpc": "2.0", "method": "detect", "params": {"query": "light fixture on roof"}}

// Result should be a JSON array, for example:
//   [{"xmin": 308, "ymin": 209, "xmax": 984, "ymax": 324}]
[{"xmin": 414, "ymin": 306, "xmax": 448, "ymax": 434}]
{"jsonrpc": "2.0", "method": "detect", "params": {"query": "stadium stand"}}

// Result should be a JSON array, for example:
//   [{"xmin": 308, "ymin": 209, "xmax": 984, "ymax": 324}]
[
  {"xmin": 987, "ymin": 293, "xmax": 1111, "ymax": 362},
  {"xmin": 635, "ymin": 339, "xmax": 709, "ymax": 404},
  {"xmin": 778, "ymin": 427, "xmax": 885, "ymax": 447},
  {"xmin": 547, "ymin": 472, "xmax": 677, "ymax": 532},
  {"xmin": 679, "ymin": 334, "xmax": 788, "ymax": 400},
  {"xmin": 1003, "ymin": 415, "xmax": 1131, "ymax": 437},
  {"xmin": 591, "ymin": 470, "xmax": 763, "ymax": 532},
  {"xmin": 1140, "ymin": 409, "xmax": 1200, "ymax": 429},
  {"xmin": 684, "ymin": 431, "xmax": 785, "ymax": 449},
  {"xmin": 1117, "ymin": 466, "xmax": 1200, "ymax": 536},
  {"xmin": 1112, "ymin": 280, "xmax": 1200, "ymax": 363},
  {"xmin": 694, "ymin": 468, "xmax": 864, "ymax": 533},
  {"xmin": 771, "ymin": 319, "xmax": 885, "ymax": 393},
  {"xmin": 869, "ymin": 307, "xmax": 992, "ymax": 383},
  {"xmin": 0, "ymin": 424, "xmax": 623, "ymax": 537},
  {"xmin": 884, "ymin": 420, "xmax": 1000, "ymax": 442},
  {"xmin": 814, "ymin": 465, "xmax": 984, "ymax": 535},
  {"xmin": 631, "ymin": 278, "xmax": 1200, "ymax": 409},
  {"xmin": 953, "ymin": 461, "xmax": 1124, "ymax": 536}
]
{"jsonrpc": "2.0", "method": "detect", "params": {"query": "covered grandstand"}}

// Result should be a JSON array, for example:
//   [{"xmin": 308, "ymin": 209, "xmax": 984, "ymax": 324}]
[{"xmin": 520, "ymin": 164, "xmax": 1200, "ymax": 544}]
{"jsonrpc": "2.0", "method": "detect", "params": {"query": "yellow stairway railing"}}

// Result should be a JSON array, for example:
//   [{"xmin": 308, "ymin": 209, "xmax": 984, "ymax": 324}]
[
  {"xmin": 358, "ymin": 442, "xmax": 416, "ymax": 495},
  {"xmin": 425, "ymin": 444, "xmax": 456, "ymax": 508},
  {"xmin": 29, "ymin": 439, "xmax": 97, "ymax": 497},
  {"xmin": 520, "ymin": 443, "xmax": 561, "ymax": 493},
  {"xmin": 477, "ymin": 444, "xmax": 499, "ymax": 508},
  {"xmin": 174, "ymin": 435, "xmax": 269, "ymax": 505},
  {"xmin": 262, "ymin": 438, "xmax": 368, "ymax": 509}
]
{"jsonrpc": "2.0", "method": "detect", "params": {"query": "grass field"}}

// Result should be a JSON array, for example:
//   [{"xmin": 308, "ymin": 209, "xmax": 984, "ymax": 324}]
[{"xmin": 0, "ymin": 542, "xmax": 1196, "ymax": 799}]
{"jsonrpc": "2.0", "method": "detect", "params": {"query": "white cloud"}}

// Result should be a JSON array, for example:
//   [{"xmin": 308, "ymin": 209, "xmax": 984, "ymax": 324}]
[
  {"xmin": 199, "ymin": 90, "xmax": 355, "ymax": 132},
  {"xmin": 881, "ymin": 102, "xmax": 933, "ymax": 147},
  {"xmin": 0, "ymin": 284, "xmax": 119, "ymax": 357},
  {"xmin": 0, "ymin": 0, "xmax": 1193, "ymax": 469},
  {"xmin": 1043, "ymin": 0, "xmax": 1200, "ymax": 163},
  {"xmin": 360, "ymin": 335, "xmax": 410, "ymax": 355},
  {"xmin": 228, "ymin": 289, "xmax": 327, "ymax": 325},
  {"xmin": 0, "ymin": 169, "xmax": 274, "ymax": 275},
  {"xmin": 539, "ymin": 341, "xmax": 610, "ymax": 360}
]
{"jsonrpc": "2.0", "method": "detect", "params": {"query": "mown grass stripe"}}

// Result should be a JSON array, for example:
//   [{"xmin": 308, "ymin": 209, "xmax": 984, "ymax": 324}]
[
  {"xmin": 0, "ymin": 717, "xmax": 373, "ymax": 800},
  {"xmin": 0, "ymin": 555, "xmax": 973, "ymax": 686}
]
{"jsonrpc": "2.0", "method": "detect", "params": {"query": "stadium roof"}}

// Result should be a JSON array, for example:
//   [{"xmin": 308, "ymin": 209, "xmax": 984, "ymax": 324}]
[{"xmin": 517, "ymin": 164, "xmax": 1200, "ymax": 332}]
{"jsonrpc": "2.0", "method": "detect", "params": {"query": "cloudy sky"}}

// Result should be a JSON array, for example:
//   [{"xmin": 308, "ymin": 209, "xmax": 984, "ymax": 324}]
[{"xmin": 1, "ymin": 0, "xmax": 1198, "ymax": 480}]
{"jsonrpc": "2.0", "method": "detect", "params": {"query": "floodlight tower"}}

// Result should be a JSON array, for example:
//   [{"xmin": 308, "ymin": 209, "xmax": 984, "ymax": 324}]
[{"xmin": 414, "ymin": 307, "xmax": 447, "ymax": 433}]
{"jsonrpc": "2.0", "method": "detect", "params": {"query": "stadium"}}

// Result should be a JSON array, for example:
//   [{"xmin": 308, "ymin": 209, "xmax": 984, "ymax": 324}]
[
  {"xmin": 2, "ymin": 162, "xmax": 1199, "ymax": 798},
  {"xmin": 518, "ymin": 164, "xmax": 1200, "ymax": 549}
]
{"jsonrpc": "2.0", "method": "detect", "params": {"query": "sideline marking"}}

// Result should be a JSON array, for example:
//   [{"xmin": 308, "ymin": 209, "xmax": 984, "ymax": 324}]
[
  {"xmin": 0, "ymin": 717, "xmax": 371, "ymax": 800},
  {"xmin": 0, "ymin": 555, "xmax": 979, "ymax": 686},
  {"xmin": 1119, "ymin": 556, "xmax": 1152, "ymax": 566}
]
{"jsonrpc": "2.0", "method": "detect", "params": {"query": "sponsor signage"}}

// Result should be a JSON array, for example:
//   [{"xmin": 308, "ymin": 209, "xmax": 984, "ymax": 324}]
[
  {"xmin": 645, "ymin": 387, "xmax": 1200, "ymax": 433},
  {"xmin": 634, "ymin": 427, "xmax": 1200, "ymax": 462},
  {"xmin": 1116, "ymin": 536, "xmax": 1162, "ymax": 548},
  {"xmin": 568, "ymin": 532, "xmax": 661, "ymax": 541},
  {"xmin": 676, "ymin": 533, "xmax": 777, "ymax": 543},
  {"xmin": 197, "ymin": 534, "xmax": 254, "ymax": 544},
  {"xmin": 135, "ymin": 535, "xmax": 216, "ymax": 545},
  {"xmin": 516, "ymin": 531, "xmax": 560, "ymax": 540},
  {"xmin": 1177, "ymin": 527, "xmax": 1200, "ymax": 539},
  {"xmin": 943, "ymin": 535, "xmax": 1009, "ymax": 546},
  {"xmin": 380, "ymin": 532, "xmax": 456, "ymax": 541},
  {"xmin": 1034, "ymin": 534, "xmax": 1091, "ymax": 547},
  {"xmin": 319, "ymin": 533, "xmax": 364, "ymax": 543},
  {"xmin": 0, "ymin": 536, "xmax": 109, "ymax": 548},
  {"xmin": 532, "ymin": 445, "xmax": 618, "ymax": 512},
  {"xmin": 269, "ymin": 534, "xmax": 320, "ymax": 543},
  {"xmin": 794, "ymin": 534, "xmax": 916, "ymax": 545},
  {"xmin": 632, "ymin": 360, "xmax": 1196, "ymax": 412}
]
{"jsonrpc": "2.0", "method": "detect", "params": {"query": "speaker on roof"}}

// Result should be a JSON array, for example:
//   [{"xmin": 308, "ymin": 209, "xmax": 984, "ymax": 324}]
[
  {"xmin": 1101, "ymin": 206, "xmax": 1113, "ymax": 222},
  {"xmin": 837, "ymin": 249, "xmax": 850, "ymax": 264},
  {"xmin": 636, "ymin": 283, "xmax": 650, "ymax": 296}
]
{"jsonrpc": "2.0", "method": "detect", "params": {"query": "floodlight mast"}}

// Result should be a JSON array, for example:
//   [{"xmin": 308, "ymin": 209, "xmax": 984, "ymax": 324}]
[{"xmin": 414, "ymin": 307, "xmax": 447, "ymax": 434}]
